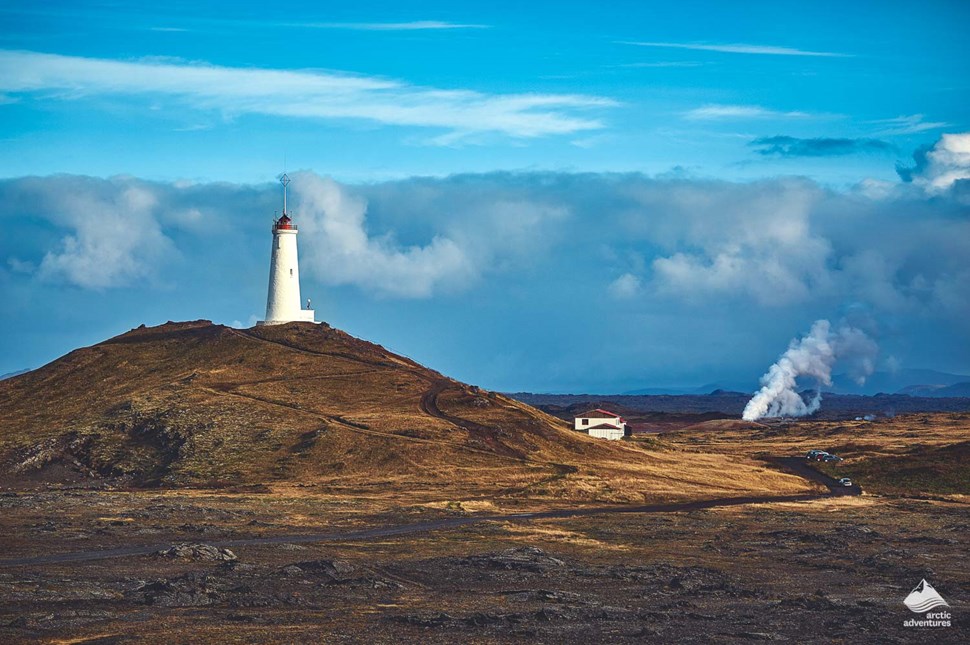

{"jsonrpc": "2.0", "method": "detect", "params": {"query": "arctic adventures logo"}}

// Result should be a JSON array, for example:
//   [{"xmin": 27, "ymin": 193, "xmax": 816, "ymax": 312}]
[{"xmin": 903, "ymin": 579, "xmax": 952, "ymax": 628}]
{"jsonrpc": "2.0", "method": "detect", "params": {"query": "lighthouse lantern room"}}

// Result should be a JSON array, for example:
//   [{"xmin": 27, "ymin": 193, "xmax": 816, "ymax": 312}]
[{"xmin": 257, "ymin": 174, "xmax": 316, "ymax": 325}]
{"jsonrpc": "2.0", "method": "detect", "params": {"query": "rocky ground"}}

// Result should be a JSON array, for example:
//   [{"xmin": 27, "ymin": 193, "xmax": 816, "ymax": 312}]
[
  {"xmin": 0, "ymin": 489, "xmax": 966, "ymax": 643},
  {"xmin": 2, "ymin": 411, "xmax": 967, "ymax": 643}
]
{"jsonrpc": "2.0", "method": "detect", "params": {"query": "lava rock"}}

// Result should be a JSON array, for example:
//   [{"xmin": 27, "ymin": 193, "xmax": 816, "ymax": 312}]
[
  {"xmin": 465, "ymin": 547, "xmax": 565, "ymax": 572},
  {"xmin": 129, "ymin": 572, "xmax": 223, "ymax": 607},
  {"xmin": 288, "ymin": 559, "xmax": 355, "ymax": 582},
  {"xmin": 505, "ymin": 589, "xmax": 582, "ymax": 603},
  {"xmin": 155, "ymin": 543, "xmax": 237, "ymax": 562}
]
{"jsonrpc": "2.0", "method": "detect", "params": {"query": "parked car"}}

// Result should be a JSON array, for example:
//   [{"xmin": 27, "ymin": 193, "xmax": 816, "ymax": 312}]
[
  {"xmin": 837, "ymin": 477, "xmax": 853, "ymax": 487},
  {"xmin": 806, "ymin": 450, "xmax": 826, "ymax": 459},
  {"xmin": 822, "ymin": 454, "xmax": 843, "ymax": 463},
  {"xmin": 813, "ymin": 452, "xmax": 830, "ymax": 461}
]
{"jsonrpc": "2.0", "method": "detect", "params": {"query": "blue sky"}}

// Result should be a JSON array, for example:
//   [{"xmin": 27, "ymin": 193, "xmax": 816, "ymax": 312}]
[{"xmin": 1, "ymin": 1, "xmax": 968, "ymax": 392}]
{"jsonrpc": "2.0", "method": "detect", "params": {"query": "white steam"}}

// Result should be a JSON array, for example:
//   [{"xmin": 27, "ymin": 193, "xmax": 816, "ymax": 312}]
[{"xmin": 742, "ymin": 319, "xmax": 878, "ymax": 421}]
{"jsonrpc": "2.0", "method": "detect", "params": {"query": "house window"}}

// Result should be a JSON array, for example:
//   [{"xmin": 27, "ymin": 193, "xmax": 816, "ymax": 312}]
[{"xmin": 582, "ymin": 419, "xmax": 589, "ymax": 425}]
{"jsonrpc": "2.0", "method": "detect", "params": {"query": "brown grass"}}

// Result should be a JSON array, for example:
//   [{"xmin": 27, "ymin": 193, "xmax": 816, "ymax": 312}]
[
  {"xmin": 661, "ymin": 412, "xmax": 970, "ymax": 497},
  {"xmin": 0, "ymin": 320, "xmax": 813, "ymax": 503}
]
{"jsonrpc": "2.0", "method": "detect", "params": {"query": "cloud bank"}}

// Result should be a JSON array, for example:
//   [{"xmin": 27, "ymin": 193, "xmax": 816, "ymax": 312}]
[
  {"xmin": 0, "ymin": 49, "xmax": 614, "ymax": 140},
  {"xmin": 2, "ymin": 136, "xmax": 967, "ymax": 316},
  {"xmin": 0, "ymin": 136, "xmax": 967, "ymax": 391}
]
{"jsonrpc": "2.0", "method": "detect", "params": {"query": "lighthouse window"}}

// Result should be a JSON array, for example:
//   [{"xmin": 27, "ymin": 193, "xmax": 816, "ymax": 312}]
[{"xmin": 290, "ymin": 269, "xmax": 293, "ymax": 276}]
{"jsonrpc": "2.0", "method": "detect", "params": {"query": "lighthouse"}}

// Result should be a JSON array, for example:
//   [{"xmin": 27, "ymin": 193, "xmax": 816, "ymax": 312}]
[{"xmin": 257, "ymin": 174, "xmax": 316, "ymax": 326}]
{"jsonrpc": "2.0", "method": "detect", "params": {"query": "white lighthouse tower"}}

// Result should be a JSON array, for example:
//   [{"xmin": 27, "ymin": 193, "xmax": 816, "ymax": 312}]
[{"xmin": 257, "ymin": 174, "xmax": 316, "ymax": 326}]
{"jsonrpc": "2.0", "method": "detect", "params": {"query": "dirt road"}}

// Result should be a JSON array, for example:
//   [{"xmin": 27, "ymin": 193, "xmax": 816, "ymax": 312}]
[
  {"xmin": 767, "ymin": 456, "xmax": 862, "ymax": 495},
  {"xmin": 0, "ymin": 489, "xmax": 835, "ymax": 568}
]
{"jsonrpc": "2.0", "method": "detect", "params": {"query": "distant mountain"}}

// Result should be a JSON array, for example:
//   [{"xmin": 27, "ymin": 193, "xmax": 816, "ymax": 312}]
[
  {"xmin": 623, "ymin": 387, "xmax": 693, "ymax": 395},
  {"xmin": 0, "ymin": 369, "xmax": 29, "ymax": 381},
  {"xmin": 625, "ymin": 369, "xmax": 970, "ymax": 397},
  {"xmin": 510, "ymin": 391, "xmax": 970, "ymax": 419},
  {"xmin": 899, "ymin": 382, "xmax": 970, "ymax": 398},
  {"xmin": 623, "ymin": 382, "xmax": 753, "ymax": 396},
  {"xmin": 826, "ymin": 369, "xmax": 970, "ymax": 396},
  {"xmin": 936, "ymin": 382, "xmax": 970, "ymax": 397}
]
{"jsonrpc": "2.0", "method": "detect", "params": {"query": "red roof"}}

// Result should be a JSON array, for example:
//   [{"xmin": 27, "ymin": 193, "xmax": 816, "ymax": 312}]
[{"xmin": 579, "ymin": 408, "xmax": 621, "ymax": 419}]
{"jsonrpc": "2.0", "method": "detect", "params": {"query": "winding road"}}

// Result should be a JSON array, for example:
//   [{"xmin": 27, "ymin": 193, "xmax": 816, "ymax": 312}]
[{"xmin": 0, "ymin": 491, "xmax": 833, "ymax": 568}]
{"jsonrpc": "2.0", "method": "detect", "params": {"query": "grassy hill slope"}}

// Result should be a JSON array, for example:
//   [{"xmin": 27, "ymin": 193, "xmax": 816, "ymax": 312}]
[{"xmin": 0, "ymin": 321, "xmax": 811, "ymax": 501}]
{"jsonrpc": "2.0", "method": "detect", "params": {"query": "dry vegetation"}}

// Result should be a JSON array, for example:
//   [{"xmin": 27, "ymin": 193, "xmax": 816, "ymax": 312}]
[
  {"xmin": 0, "ymin": 320, "xmax": 810, "ymax": 503},
  {"xmin": 1, "ymin": 486, "xmax": 966, "ymax": 643},
  {"xmin": 657, "ymin": 413, "xmax": 970, "ymax": 499},
  {"xmin": 2, "ymin": 322, "xmax": 968, "ymax": 643}
]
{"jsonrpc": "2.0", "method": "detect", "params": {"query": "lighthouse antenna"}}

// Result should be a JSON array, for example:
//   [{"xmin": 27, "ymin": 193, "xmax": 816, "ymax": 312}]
[{"xmin": 279, "ymin": 173, "xmax": 291, "ymax": 216}]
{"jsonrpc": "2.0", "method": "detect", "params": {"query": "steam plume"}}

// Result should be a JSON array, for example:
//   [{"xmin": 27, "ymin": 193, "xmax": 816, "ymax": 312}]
[{"xmin": 742, "ymin": 319, "xmax": 878, "ymax": 421}]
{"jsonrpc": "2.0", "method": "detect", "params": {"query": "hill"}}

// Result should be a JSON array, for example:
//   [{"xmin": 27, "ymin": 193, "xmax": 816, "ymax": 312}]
[
  {"xmin": 0, "ymin": 321, "xmax": 808, "ymax": 501},
  {"xmin": 898, "ymin": 382, "xmax": 970, "ymax": 398},
  {"xmin": 827, "ymin": 368, "xmax": 970, "ymax": 395},
  {"xmin": 618, "ymin": 369, "xmax": 970, "ymax": 397}
]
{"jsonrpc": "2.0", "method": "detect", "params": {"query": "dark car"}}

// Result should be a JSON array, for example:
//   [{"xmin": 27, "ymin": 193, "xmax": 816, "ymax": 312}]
[
  {"xmin": 806, "ymin": 449, "xmax": 825, "ymax": 459},
  {"xmin": 822, "ymin": 454, "xmax": 843, "ymax": 463}
]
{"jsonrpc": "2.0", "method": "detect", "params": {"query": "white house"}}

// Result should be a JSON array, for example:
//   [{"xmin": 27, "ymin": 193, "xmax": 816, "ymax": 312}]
[{"xmin": 574, "ymin": 408, "xmax": 627, "ymax": 440}]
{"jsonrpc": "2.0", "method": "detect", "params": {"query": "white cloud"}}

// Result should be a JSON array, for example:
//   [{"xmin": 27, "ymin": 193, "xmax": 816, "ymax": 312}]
[
  {"xmin": 291, "ymin": 174, "xmax": 477, "ymax": 298},
  {"xmin": 620, "ymin": 41, "xmax": 848, "ymax": 58},
  {"xmin": 683, "ymin": 104, "xmax": 811, "ymax": 120},
  {"xmin": 33, "ymin": 181, "xmax": 175, "ymax": 289},
  {"xmin": 608, "ymin": 273, "xmax": 642, "ymax": 299},
  {"xmin": 852, "ymin": 178, "xmax": 897, "ymax": 200},
  {"xmin": 7, "ymin": 257, "xmax": 34, "ymax": 273},
  {"xmin": 0, "ymin": 49, "xmax": 614, "ymax": 140},
  {"xmin": 910, "ymin": 133, "xmax": 970, "ymax": 191},
  {"xmin": 3, "ymin": 166, "xmax": 967, "ymax": 319},
  {"xmin": 570, "ymin": 133, "xmax": 615, "ymax": 149},
  {"xmin": 870, "ymin": 114, "xmax": 949, "ymax": 136},
  {"xmin": 619, "ymin": 179, "xmax": 834, "ymax": 306},
  {"xmin": 290, "ymin": 172, "xmax": 571, "ymax": 298}
]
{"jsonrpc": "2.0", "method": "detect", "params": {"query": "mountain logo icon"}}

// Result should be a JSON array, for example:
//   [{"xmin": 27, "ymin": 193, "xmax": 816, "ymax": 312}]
[{"xmin": 904, "ymin": 579, "xmax": 950, "ymax": 613}]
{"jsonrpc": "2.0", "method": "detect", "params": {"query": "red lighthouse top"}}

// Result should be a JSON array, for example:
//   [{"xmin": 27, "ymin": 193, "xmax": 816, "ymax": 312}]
[
  {"xmin": 274, "ymin": 214, "xmax": 295, "ymax": 230},
  {"xmin": 273, "ymin": 173, "xmax": 297, "ymax": 230}
]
